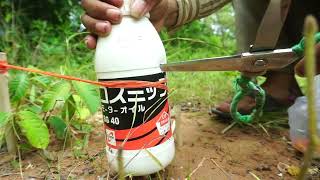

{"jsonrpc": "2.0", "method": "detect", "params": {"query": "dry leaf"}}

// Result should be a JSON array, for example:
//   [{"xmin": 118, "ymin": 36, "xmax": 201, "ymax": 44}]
[{"xmin": 287, "ymin": 165, "xmax": 300, "ymax": 176}]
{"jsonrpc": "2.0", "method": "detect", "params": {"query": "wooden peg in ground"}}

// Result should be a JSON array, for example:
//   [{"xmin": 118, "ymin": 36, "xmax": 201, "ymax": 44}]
[{"xmin": 0, "ymin": 52, "xmax": 17, "ymax": 155}]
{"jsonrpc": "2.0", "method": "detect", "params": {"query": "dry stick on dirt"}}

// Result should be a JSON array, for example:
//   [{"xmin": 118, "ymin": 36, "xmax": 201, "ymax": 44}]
[
  {"xmin": 0, "ymin": 52, "xmax": 17, "ymax": 155},
  {"xmin": 249, "ymin": 171, "xmax": 261, "ymax": 180},
  {"xmin": 17, "ymin": 146, "xmax": 24, "ymax": 179},
  {"xmin": 258, "ymin": 123, "xmax": 270, "ymax": 137},
  {"xmin": 0, "ymin": 173, "xmax": 20, "ymax": 177},
  {"xmin": 186, "ymin": 157, "xmax": 206, "ymax": 179},
  {"xmin": 221, "ymin": 121, "xmax": 237, "ymax": 134},
  {"xmin": 210, "ymin": 158, "xmax": 232, "ymax": 180},
  {"xmin": 297, "ymin": 16, "xmax": 320, "ymax": 180}
]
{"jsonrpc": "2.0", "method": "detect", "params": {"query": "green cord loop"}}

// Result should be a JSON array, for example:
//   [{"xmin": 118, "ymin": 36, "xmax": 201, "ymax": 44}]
[
  {"xmin": 292, "ymin": 32, "xmax": 320, "ymax": 57},
  {"xmin": 230, "ymin": 32, "xmax": 320, "ymax": 123},
  {"xmin": 230, "ymin": 75, "xmax": 266, "ymax": 123}
]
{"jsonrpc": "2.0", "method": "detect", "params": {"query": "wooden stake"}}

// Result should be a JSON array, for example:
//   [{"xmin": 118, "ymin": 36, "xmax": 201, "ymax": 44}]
[{"xmin": 0, "ymin": 52, "xmax": 17, "ymax": 155}]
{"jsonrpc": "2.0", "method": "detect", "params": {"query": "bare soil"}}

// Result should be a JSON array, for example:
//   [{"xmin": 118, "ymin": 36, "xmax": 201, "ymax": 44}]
[{"xmin": 0, "ymin": 107, "xmax": 305, "ymax": 180}]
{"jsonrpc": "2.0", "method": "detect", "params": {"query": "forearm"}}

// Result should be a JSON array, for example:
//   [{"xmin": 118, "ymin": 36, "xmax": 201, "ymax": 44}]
[
  {"xmin": 166, "ymin": 0, "xmax": 231, "ymax": 30},
  {"xmin": 164, "ymin": 0, "xmax": 179, "ymax": 28}
]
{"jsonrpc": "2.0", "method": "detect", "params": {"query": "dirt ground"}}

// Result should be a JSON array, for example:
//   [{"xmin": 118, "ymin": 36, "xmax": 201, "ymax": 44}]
[{"xmin": 0, "ymin": 106, "xmax": 309, "ymax": 180}]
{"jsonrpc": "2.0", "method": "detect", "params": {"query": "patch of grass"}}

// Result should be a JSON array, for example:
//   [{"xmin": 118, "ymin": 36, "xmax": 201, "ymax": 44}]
[{"xmin": 167, "ymin": 71, "xmax": 238, "ymax": 105}]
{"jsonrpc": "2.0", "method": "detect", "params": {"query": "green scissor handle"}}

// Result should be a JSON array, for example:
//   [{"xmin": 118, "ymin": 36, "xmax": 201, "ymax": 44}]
[{"xmin": 230, "ymin": 32, "xmax": 320, "ymax": 123}]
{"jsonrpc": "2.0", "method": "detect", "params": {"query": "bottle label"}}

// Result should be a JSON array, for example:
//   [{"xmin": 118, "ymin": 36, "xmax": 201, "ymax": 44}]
[{"xmin": 99, "ymin": 73, "xmax": 172, "ymax": 150}]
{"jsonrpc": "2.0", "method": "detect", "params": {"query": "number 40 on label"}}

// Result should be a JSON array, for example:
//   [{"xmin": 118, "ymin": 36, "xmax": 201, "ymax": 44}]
[{"xmin": 109, "ymin": 117, "xmax": 119, "ymax": 125}]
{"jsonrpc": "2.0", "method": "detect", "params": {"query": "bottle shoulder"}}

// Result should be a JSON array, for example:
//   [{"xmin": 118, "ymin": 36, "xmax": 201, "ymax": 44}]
[{"xmin": 94, "ymin": 17, "xmax": 167, "ymax": 74}]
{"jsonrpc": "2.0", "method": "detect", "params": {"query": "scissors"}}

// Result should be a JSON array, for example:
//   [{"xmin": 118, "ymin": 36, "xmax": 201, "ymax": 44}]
[
  {"xmin": 160, "ymin": 33, "xmax": 320, "ymax": 123},
  {"xmin": 164, "ymin": 1, "xmax": 320, "ymax": 123},
  {"xmin": 159, "ymin": 46, "xmax": 301, "ymax": 123},
  {"xmin": 160, "ymin": 46, "xmax": 302, "ymax": 73},
  {"xmin": 159, "ymin": 0, "xmax": 318, "ymax": 122}
]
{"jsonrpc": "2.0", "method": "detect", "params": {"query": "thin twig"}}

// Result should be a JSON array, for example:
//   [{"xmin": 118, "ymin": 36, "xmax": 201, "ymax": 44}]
[
  {"xmin": 117, "ymin": 148, "xmax": 125, "ymax": 180},
  {"xmin": 210, "ymin": 158, "xmax": 232, "ymax": 180},
  {"xmin": 258, "ymin": 123, "xmax": 270, "ymax": 137},
  {"xmin": 145, "ymin": 149, "xmax": 164, "ymax": 169},
  {"xmin": 221, "ymin": 121, "xmax": 237, "ymax": 134},
  {"xmin": 297, "ymin": 15, "xmax": 320, "ymax": 180},
  {"xmin": 0, "ymin": 173, "xmax": 20, "ymax": 177},
  {"xmin": 17, "ymin": 146, "xmax": 23, "ymax": 180},
  {"xmin": 156, "ymin": 171, "xmax": 163, "ymax": 180},
  {"xmin": 249, "ymin": 171, "xmax": 261, "ymax": 180},
  {"xmin": 11, "ymin": 117, "xmax": 21, "ymax": 141},
  {"xmin": 66, "ymin": 160, "xmax": 82, "ymax": 179},
  {"xmin": 186, "ymin": 157, "xmax": 206, "ymax": 179}
]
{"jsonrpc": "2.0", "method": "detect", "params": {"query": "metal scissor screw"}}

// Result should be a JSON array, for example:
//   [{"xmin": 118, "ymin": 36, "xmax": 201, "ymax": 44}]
[{"xmin": 254, "ymin": 59, "xmax": 267, "ymax": 67}]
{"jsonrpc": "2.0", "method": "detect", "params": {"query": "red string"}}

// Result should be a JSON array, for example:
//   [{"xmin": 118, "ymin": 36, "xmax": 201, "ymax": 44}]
[
  {"xmin": 0, "ymin": 61, "xmax": 167, "ymax": 90},
  {"xmin": 0, "ymin": 61, "xmax": 8, "ymax": 74}
]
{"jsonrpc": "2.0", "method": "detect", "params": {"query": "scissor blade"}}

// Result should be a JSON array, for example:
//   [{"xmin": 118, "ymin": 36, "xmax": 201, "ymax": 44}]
[
  {"xmin": 161, "ymin": 48, "xmax": 300, "ymax": 72},
  {"xmin": 160, "ymin": 55, "xmax": 244, "ymax": 72}
]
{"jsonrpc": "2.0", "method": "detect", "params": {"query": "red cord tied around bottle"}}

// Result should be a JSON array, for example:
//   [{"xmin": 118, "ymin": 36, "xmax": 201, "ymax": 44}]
[
  {"xmin": 0, "ymin": 61, "xmax": 168, "ymax": 90},
  {"xmin": 0, "ymin": 61, "xmax": 9, "ymax": 74}
]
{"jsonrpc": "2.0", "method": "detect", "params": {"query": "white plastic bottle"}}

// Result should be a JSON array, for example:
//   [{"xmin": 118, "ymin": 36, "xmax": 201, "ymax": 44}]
[
  {"xmin": 94, "ymin": 0, "xmax": 175, "ymax": 176},
  {"xmin": 288, "ymin": 75, "xmax": 320, "ymax": 155}
]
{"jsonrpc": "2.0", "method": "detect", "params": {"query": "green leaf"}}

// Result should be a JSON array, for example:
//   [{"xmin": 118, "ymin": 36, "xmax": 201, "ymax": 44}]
[
  {"xmin": 72, "ymin": 82, "xmax": 100, "ymax": 114},
  {"xmin": 0, "ymin": 112, "xmax": 10, "ymax": 128},
  {"xmin": 9, "ymin": 73, "xmax": 29, "ymax": 102},
  {"xmin": 0, "ymin": 112, "xmax": 10, "ymax": 148},
  {"xmin": 18, "ymin": 111, "xmax": 49, "ymax": 149},
  {"xmin": 73, "ymin": 95, "xmax": 91, "ymax": 120},
  {"xmin": 25, "ymin": 105, "xmax": 42, "ymax": 114},
  {"xmin": 31, "ymin": 76, "xmax": 51, "ymax": 88},
  {"xmin": 78, "ymin": 107, "xmax": 91, "ymax": 120},
  {"xmin": 42, "ymin": 81, "xmax": 71, "ymax": 112},
  {"xmin": 29, "ymin": 85, "xmax": 36, "ymax": 103},
  {"xmin": 48, "ymin": 116, "xmax": 67, "ymax": 140},
  {"xmin": 62, "ymin": 95, "xmax": 76, "ymax": 120}
]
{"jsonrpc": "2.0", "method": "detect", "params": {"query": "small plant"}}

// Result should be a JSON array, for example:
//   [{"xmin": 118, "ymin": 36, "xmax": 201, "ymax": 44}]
[{"xmin": 0, "ymin": 70, "xmax": 100, "ymax": 154}]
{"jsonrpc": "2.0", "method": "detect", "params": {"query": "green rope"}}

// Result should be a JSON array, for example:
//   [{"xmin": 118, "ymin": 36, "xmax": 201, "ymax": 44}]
[
  {"xmin": 230, "ymin": 32, "xmax": 320, "ymax": 123},
  {"xmin": 292, "ymin": 32, "xmax": 320, "ymax": 56},
  {"xmin": 230, "ymin": 75, "xmax": 266, "ymax": 123}
]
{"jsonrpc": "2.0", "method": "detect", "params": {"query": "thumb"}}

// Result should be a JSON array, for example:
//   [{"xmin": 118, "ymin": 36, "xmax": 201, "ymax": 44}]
[{"xmin": 130, "ymin": 0, "xmax": 159, "ymax": 18}]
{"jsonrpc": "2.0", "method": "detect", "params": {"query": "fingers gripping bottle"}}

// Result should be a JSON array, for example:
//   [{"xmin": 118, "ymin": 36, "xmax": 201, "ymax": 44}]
[{"xmin": 94, "ymin": 0, "xmax": 175, "ymax": 176}]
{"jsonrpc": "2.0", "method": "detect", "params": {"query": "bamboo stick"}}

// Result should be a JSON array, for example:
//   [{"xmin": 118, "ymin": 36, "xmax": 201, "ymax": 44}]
[{"xmin": 0, "ymin": 52, "xmax": 17, "ymax": 155}]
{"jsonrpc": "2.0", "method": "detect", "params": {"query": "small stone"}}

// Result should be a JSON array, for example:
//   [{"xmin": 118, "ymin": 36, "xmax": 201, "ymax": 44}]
[{"xmin": 255, "ymin": 164, "xmax": 271, "ymax": 171}]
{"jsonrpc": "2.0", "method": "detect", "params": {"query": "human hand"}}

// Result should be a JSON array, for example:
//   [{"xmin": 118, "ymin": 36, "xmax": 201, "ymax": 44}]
[
  {"xmin": 295, "ymin": 44, "xmax": 320, "ymax": 76},
  {"xmin": 81, "ymin": 0, "xmax": 178, "ymax": 49}
]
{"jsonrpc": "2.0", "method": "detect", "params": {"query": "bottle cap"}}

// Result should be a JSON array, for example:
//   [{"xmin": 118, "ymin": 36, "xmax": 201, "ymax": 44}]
[{"xmin": 121, "ymin": 0, "xmax": 150, "ymax": 18}]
